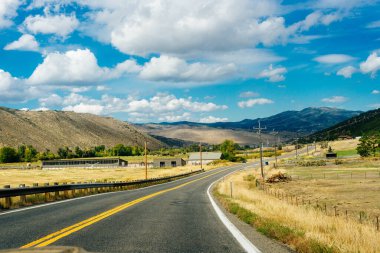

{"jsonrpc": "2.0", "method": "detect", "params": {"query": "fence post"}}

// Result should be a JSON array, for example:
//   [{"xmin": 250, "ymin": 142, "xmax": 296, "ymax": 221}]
[
  {"xmin": 33, "ymin": 183, "xmax": 39, "ymax": 202},
  {"xmin": 376, "ymin": 216, "xmax": 379, "ymax": 231},
  {"xmin": 230, "ymin": 181, "xmax": 233, "ymax": 198},
  {"xmin": 334, "ymin": 206, "xmax": 337, "ymax": 216},
  {"xmin": 44, "ymin": 183, "xmax": 50, "ymax": 202},
  {"xmin": 324, "ymin": 203, "xmax": 327, "ymax": 214},
  {"xmin": 54, "ymin": 182, "xmax": 59, "ymax": 200},
  {"xmin": 3, "ymin": 185, "xmax": 12, "ymax": 209},
  {"xmin": 19, "ymin": 184, "xmax": 26, "ymax": 205}
]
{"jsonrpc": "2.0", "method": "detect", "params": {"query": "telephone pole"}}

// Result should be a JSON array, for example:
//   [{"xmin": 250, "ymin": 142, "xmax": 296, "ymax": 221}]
[
  {"xmin": 199, "ymin": 143, "xmax": 203, "ymax": 170},
  {"xmin": 272, "ymin": 130, "xmax": 279, "ymax": 168},
  {"xmin": 254, "ymin": 120, "xmax": 266, "ymax": 179},
  {"xmin": 144, "ymin": 141, "xmax": 148, "ymax": 180}
]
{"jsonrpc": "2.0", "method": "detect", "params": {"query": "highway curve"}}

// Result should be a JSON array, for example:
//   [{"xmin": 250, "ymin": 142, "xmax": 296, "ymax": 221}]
[{"xmin": 0, "ymin": 149, "xmax": 307, "ymax": 252}]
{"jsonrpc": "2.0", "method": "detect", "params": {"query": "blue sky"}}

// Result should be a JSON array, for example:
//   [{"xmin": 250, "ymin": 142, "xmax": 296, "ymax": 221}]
[{"xmin": 0, "ymin": 0, "xmax": 379, "ymax": 123}]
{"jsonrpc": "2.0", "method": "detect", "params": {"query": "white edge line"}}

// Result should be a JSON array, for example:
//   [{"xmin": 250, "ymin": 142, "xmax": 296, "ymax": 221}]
[
  {"xmin": 0, "ymin": 165, "xmax": 242, "ymax": 217},
  {"xmin": 207, "ymin": 169, "xmax": 262, "ymax": 253}
]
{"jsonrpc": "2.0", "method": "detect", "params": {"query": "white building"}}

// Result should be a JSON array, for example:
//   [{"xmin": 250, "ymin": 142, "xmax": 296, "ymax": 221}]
[{"xmin": 187, "ymin": 152, "xmax": 222, "ymax": 165}]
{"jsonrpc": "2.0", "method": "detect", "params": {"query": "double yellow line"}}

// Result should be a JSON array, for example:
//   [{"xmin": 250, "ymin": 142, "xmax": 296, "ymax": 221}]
[{"xmin": 21, "ymin": 168, "xmax": 229, "ymax": 248}]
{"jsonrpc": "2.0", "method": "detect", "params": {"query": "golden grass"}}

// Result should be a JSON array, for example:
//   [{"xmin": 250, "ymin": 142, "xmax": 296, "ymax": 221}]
[
  {"xmin": 328, "ymin": 139, "xmax": 359, "ymax": 151},
  {"xmin": 216, "ymin": 170, "xmax": 380, "ymax": 253},
  {"xmin": 0, "ymin": 162, "xmax": 231, "ymax": 187}
]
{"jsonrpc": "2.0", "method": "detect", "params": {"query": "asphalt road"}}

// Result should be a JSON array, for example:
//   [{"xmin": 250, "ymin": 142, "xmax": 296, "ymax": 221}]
[{"xmin": 0, "ymin": 148, "xmax": 308, "ymax": 253}]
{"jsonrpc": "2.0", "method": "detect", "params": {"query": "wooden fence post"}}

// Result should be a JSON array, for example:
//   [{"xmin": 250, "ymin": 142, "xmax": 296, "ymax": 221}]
[
  {"xmin": 44, "ymin": 183, "xmax": 50, "ymax": 202},
  {"xmin": 54, "ymin": 182, "xmax": 59, "ymax": 200},
  {"xmin": 3, "ymin": 185, "xmax": 12, "ymax": 209}
]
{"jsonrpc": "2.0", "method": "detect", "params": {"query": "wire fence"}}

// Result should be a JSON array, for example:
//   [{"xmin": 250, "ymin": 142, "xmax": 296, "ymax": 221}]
[
  {"xmin": 256, "ymin": 180, "xmax": 380, "ymax": 231},
  {"xmin": 288, "ymin": 171, "xmax": 380, "ymax": 180}
]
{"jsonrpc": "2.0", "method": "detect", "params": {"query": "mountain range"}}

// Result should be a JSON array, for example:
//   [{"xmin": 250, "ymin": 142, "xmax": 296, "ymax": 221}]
[
  {"xmin": 303, "ymin": 108, "xmax": 380, "ymax": 141},
  {"xmin": 136, "ymin": 107, "xmax": 362, "ymax": 145}
]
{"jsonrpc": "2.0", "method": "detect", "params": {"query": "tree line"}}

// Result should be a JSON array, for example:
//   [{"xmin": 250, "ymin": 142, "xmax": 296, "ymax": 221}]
[{"xmin": 0, "ymin": 144, "xmax": 145, "ymax": 163}]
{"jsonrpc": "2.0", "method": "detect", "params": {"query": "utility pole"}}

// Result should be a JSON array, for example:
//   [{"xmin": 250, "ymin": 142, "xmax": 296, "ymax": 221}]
[
  {"xmin": 272, "ymin": 130, "xmax": 278, "ymax": 168},
  {"xmin": 144, "ymin": 141, "xmax": 148, "ymax": 180},
  {"xmin": 199, "ymin": 143, "xmax": 203, "ymax": 170},
  {"xmin": 254, "ymin": 120, "xmax": 266, "ymax": 179},
  {"xmin": 295, "ymin": 138, "xmax": 298, "ymax": 158}
]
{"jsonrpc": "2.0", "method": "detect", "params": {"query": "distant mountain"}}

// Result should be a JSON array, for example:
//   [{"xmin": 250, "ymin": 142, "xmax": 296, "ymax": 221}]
[
  {"xmin": 0, "ymin": 107, "xmax": 164, "ymax": 151},
  {"xmin": 136, "ymin": 107, "xmax": 361, "ymax": 145},
  {"xmin": 156, "ymin": 107, "xmax": 362, "ymax": 133},
  {"xmin": 303, "ymin": 108, "xmax": 380, "ymax": 141}
]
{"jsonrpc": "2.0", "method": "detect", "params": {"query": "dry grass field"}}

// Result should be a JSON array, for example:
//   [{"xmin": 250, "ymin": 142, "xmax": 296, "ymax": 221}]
[
  {"xmin": 216, "ymin": 169, "xmax": 380, "ymax": 253},
  {"xmin": 0, "ymin": 162, "xmax": 232, "ymax": 188}
]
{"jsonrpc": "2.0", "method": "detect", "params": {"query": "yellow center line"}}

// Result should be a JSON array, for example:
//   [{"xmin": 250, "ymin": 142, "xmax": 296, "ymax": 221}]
[{"xmin": 21, "ymin": 168, "xmax": 231, "ymax": 248}]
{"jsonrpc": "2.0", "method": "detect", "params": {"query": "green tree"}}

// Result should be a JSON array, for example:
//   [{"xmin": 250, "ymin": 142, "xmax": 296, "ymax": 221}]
[
  {"xmin": 74, "ymin": 146, "xmax": 83, "ymax": 158},
  {"xmin": 357, "ymin": 133, "xmax": 380, "ymax": 157},
  {"xmin": 0, "ymin": 147, "xmax": 19, "ymax": 163},
  {"xmin": 220, "ymin": 140, "xmax": 236, "ymax": 161},
  {"xmin": 24, "ymin": 145, "xmax": 37, "ymax": 162}
]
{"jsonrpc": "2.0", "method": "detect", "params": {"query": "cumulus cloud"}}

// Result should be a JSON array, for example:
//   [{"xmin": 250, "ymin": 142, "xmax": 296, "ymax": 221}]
[
  {"xmin": 199, "ymin": 116, "xmax": 228, "ymax": 123},
  {"xmin": 0, "ymin": 0, "xmax": 21, "ymax": 28},
  {"xmin": 238, "ymin": 98, "xmax": 274, "ymax": 108},
  {"xmin": 258, "ymin": 64, "xmax": 287, "ymax": 82},
  {"xmin": 314, "ymin": 54, "xmax": 355, "ymax": 64},
  {"xmin": 321, "ymin": 96, "xmax": 348, "ymax": 103},
  {"xmin": 0, "ymin": 69, "xmax": 44, "ymax": 102},
  {"xmin": 336, "ymin": 66, "xmax": 357, "ymax": 78},
  {"xmin": 360, "ymin": 52, "xmax": 380, "ymax": 77},
  {"xmin": 372, "ymin": 90, "xmax": 380, "ymax": 94},
  {"xmin": 139, "ymin": 55, "xmax": 237, "ymax": 83},
  {"xmin": 4, "ymin": 34, "xmax": 39, "ymax": 52},
  {"xmin": 63, "ymin": 103, "xmax": 104, "ymax": 115},
  {"xmin": 22, "ymin": 14, "xmax": 79, "ymax": 37},
  {"xmin": 38, "ymin": 92, "xmax": 228, "ymax": 121},
  {"xmin": 28, "ymin": 48, "xmax": 141, "ymax": 85},
  {"xmin": 239, "ymin": 91, "xmax": 260, "ymax": 98},
  {"xmin": 68, "ymin": 0, "xmax": 345, "ymax": 58}
]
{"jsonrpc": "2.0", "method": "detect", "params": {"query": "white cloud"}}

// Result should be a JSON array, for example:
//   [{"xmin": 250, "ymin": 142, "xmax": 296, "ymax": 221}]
[
  {"xmin": 139, "ymin": 55, "xmax": 237, "ymax": 83},
  {"xmin": 366, "ymin": 20, "xmax": 380, "ymax": 28},
  {"xmin": 0, "ymin": 0, "xmax": 21, "ymax": 28},
  {"xmin": 4, "ymin": 34, "xmax": 39, "ymax": 52},
  {"xmin": 37, "ymin": 92, "xmax": 228, "ymax": 122},
  {"xmin": 321, "ymin": 96, "xmax": 348, "ymax": 103},
  {"xmin": 23, "ymin": 14, "xmax": 79, "ymax": 37},
  {"xmin": 199, "ymin": 116, "xmax": 228, "ymax": 123},
  {"xmin": 337, "ymin": 66, "xmax": 357, "ymax": 78},
  {"xmin": 159, "ymin": 112, "xmax": 191, "ymax": 122},
  {"xmin": 239, "ymin": 91, "xmax": 260, "ymax": 98},
  {"xmin": 314, "ymin": 54, "xmax": 355, "ymax": 64},
  {"xmin": 70, "ymin": 0, "xmax": 348, "ymax": 58},
  {"xmin": 372, "ymin": 90, "xmax": 380, "ymax": 94},
  {"xmin": 96, "ymin": 85, "xmax": 109, "ymax": 91},
  {"xmin": 238, "ymin": 98, "xmax": 274, "ymax": 108},
  {"xmin": 28, "ymin": 49, "xmax": 141, "ymax": 85},
  {"xmin": 258, "ymin": 64, "xmax": 287, "ymax": 82},
  {"xmin": 360, "ymin": 52, "xmax": 380, "ymax": 77},
  {"xmin": 63, "ymin": 103, "xmax": 104, "ymax": 115}
]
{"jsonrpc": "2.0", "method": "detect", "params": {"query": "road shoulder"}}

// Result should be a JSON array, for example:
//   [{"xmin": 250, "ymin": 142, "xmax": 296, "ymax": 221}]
[{"xmin": 210, "ymin": 183, "xmax": 295, "ymax": 253}]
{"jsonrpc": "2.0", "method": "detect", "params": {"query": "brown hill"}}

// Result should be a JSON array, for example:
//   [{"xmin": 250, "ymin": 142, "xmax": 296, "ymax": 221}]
[
  {"xmin": 0, "ymin": 107, "xmax": 163, "ymax": 151},
  {"xmin": 135, "ymin": 124, "xmax": 294, "ymax": 145}
]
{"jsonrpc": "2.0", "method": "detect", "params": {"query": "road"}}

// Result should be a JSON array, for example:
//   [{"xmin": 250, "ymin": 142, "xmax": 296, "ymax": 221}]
[{"xmin": 0, "ymin": 149, "xmax": 308, "ymax": 253}]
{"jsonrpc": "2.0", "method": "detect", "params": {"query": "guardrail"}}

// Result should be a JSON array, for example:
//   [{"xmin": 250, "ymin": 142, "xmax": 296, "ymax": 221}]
[{"xmin": 0, "ymin": 169, "xmax": 204, "ymax": 209}]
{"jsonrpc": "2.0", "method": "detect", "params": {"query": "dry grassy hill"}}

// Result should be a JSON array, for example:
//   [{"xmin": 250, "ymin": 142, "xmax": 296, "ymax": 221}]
[
  {"xmin": 135, "ymin": 124, "xmax": 294, "ymax": 145},
  {"xmin": 0, "ymin": 107, "xmax": 163, "ymax": 151}
]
